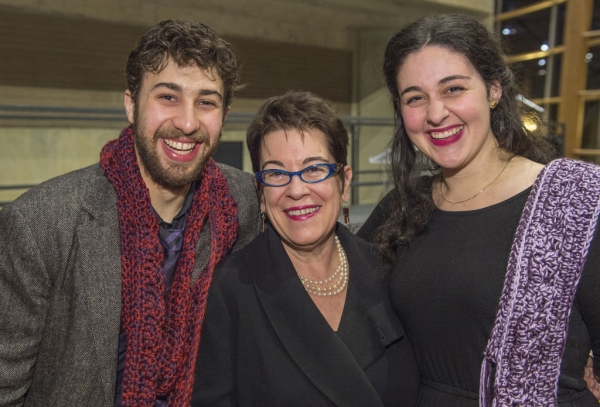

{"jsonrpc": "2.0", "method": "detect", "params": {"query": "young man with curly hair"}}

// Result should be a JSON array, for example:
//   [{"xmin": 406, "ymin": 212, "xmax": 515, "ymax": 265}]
[{"xmin": 0, "ymin": 20, "xmax": 260, "ymax": 406}]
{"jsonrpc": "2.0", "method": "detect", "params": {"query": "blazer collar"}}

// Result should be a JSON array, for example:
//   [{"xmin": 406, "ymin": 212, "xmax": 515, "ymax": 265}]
[
  {"xmin": 73, "ymin": 165, "xmax": 227, "ymax": 401},
  {"xmin": 242, "ymin": 225, "xmax": 388, "ymax": 407},
  {"xmin": 335, "ymin": 226, "xmax": 405, "ymax": 370},
  {"xmin": 77, "ymin": 166, "xmax": 122, "ymax": 404},
  {"xmin": 192, "ymin": 223, "xmax": 210, "ymax": 283}
]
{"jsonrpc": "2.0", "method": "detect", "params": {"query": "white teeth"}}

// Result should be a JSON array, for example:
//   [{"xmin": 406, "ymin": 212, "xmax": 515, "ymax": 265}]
[
  {"xmin": 163, "ymin": 139, "xmax": 197, "ymax": 154},
  {"xmin": 430, "ymin": 126, "xmax": 463, "ymax": 139},
  {"xmin": 287, "ymin": 207, "xmax": 319, "ymax": 216}
]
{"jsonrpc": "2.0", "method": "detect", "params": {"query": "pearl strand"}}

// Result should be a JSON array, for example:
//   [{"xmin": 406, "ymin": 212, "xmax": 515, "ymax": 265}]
[{"xmin": 298, "ymin": 236, "xmax": 349, "ymax": 297}]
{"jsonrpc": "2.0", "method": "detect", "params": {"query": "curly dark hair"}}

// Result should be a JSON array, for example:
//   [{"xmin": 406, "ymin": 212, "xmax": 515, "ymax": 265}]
[
  {"xmin": 126, "ymin": 20, "xmax": 241, "ymax": 109},
  {"xmin": 374, "ymin": 13, "xmax": 556, "ymax": 263},
  {"xmin": 246, "ymin": 91, "xmax": 349, "ymax": 173}
]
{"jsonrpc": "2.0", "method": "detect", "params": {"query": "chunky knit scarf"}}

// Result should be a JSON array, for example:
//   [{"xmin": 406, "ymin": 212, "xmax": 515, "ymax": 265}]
[
  {"xmin": 100, "ymin": 126, "xmax": 239, "ymax": 406},
  {"xmin": 480, "ymin": 158, "xmax": 600, "ymax": 407}
]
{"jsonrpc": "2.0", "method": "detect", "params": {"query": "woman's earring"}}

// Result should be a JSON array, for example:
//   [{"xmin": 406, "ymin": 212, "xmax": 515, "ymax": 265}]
[
  {"xmin": 261, "ymin": 211, "xmax": 266, "ymax": 234},
  {"xmin": 342, "ymin": 200, "xmax": 350, "ymax": 224},
  {"xmin": 490, "ymin": 100, "xmax": 498, "ymax": 109}
]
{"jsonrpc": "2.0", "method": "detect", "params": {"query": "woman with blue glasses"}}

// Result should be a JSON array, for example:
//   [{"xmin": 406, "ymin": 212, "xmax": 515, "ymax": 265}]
[{"xmin": 192, "ymin": 91, "xmax": 419, "ymax": 406}]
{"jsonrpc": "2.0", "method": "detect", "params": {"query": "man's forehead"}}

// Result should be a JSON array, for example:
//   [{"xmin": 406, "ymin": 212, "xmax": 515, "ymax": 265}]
[{"xmin": 141, "ymin": 58, "xmax": 224, "ymax": 93}]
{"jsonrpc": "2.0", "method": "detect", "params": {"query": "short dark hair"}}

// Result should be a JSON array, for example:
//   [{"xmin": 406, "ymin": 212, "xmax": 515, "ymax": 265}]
[
  {"xmin": 246, "ymin": 91, "xmax": 349, "ymax": 173},
  {"xmin": 126, "ymin": 20, "xmax": 241, "ymax": 109},
  {"xmin": 375, "ymin": 14, "xmax": 555, "ymax": 262}
]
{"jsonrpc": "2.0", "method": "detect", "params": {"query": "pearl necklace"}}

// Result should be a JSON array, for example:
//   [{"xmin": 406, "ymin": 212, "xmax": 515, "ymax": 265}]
[{"xmin": 298, "ymin": 236, "xmax": 348, "ymax": 297}]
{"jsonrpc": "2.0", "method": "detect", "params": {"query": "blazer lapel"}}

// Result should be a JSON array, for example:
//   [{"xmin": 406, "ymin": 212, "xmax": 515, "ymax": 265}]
[
  {"xmin": 77, "ymin": 174, "xmax": 122, "ymax": 404},
  {"xmin": 335, "ymin": 226, "xmax": 405, "ymax": 370},
  {"xmin": 243, "ymin": 228, "xmax": 384, "ymax": 407},
  {"xmin": 192, "ymin": 222, "xmax": 210, "ymax": 284}
]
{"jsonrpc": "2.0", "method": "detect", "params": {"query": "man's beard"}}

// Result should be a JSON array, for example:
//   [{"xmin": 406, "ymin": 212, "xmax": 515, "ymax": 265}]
[{"xmin": 133, "ymin": 122, "xmax": 220, "ymax": 189}]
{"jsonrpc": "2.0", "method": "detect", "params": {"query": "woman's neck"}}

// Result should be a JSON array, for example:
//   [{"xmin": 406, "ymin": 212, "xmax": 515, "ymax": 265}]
[
  {"xmin": 435, "ymin": 153, "xmax": 545, "ymax": 211},
  {"xmin": 284, "ymin": 234, "xmax": 339, "ymax": 281},
  {"xmin": 435, "ymin": 147, "xmax": 512, "ymax": 210}
]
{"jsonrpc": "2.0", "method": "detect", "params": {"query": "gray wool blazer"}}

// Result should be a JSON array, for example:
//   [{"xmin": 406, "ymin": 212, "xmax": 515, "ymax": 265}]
[{"xmin": 0, "ymin": 163, "xmax": 261, "ymax": 407}]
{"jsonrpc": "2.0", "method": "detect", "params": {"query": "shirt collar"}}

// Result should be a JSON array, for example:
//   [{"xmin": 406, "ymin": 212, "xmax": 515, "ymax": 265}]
[{"xmin": 154, "ymin": 181, "xmax": 197, "ymax": 228}]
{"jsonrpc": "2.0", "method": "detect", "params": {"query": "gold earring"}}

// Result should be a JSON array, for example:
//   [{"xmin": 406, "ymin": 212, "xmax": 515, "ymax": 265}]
[{"xmin": 491, "ymin": 100, "xmax": 498, "ymax": 109}]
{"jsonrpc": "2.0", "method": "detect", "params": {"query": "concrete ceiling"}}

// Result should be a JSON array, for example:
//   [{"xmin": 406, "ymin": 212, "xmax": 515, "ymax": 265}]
[
  {"xmin": 0, "ymin": 0, "xmax": 493, "ymax": 49},
  {"xmin": 146, "ymin": 0, "xmax": 492, "ymax": 30}
]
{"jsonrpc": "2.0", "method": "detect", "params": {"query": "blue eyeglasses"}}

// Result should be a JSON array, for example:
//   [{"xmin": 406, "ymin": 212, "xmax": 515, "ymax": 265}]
[{"xmin": 256, "ymin": 163, "xmax": 344, "ymax": 187}]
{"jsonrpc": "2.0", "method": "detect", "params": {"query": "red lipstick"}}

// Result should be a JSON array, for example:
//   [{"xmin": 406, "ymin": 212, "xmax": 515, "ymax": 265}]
[{"xmin": 427, "ymin": 125, "xmax": 463, "ymax": 146}]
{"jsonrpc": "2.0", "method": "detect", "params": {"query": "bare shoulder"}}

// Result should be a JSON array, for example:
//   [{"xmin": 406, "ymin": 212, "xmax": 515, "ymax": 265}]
[{"xmin": 504, "ymin": 156, "xmax": 545, "ymax": 191}]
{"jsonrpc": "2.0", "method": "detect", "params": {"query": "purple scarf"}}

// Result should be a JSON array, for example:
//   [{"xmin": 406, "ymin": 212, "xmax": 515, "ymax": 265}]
[{"xmin": 480, "ymin": 158, "xmax": 600, "ymax": 406}]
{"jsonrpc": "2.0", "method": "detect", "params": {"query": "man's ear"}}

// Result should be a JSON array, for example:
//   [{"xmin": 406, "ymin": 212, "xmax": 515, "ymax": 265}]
[
  {"xmin": 223, "ymin": 106, "xmax": 231, "ymax": 122},
  {"xmin": 124, "ymin": 90, "xmax": 135, "ymax": 124}
]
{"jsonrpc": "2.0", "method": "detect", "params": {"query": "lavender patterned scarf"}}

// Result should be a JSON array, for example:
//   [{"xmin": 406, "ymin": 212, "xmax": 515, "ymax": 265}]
[{"xmin": 480, "ymin": 159, "xmax": 600, "ymax": 407}]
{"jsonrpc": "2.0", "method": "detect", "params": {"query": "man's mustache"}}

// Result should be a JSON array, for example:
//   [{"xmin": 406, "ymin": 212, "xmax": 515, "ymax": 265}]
[{"xmin": 153, "ymin": 128, "xmax": 210, "ymax": 145}]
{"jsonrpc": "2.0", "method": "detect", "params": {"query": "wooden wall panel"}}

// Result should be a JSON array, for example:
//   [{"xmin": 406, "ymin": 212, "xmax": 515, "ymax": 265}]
[{"xmin": 557, "ymin": 0, "xmax": 594, "ymax": 157}]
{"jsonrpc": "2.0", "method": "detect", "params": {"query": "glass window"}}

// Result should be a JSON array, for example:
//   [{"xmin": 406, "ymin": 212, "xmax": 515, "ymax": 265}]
[
  {"xmin": 499, "ymin": 0, "xmax": 540, "ymax": 13},
  {"xmin": 581, "ymin": 100, "xmax": 600, "ymax": 150},
  {"xmin": 512, "ymin": 54, "xmax": 562, "ymax": 99},
  {"xmin": 593, "ymin": 0, "xmax": 600, "ymax": 30},
  {"xmin": 587, "ymin": 45, "xmax": 600, "ymax": 90},
  {"xmin": 500, "ymin": 7, "xmax": 564, "ymax": 54},
  {"xmin": 555, "ymin": 4, "xmax": 566, "ymax": 47},
  {"xmin": 543, "ymin": 103, "xmax": 559, "ymax": 124}
]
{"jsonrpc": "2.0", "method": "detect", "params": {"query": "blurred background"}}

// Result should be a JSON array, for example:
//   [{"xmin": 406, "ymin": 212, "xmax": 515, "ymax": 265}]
[{"xmin": 0, "ymin": 0, "xmax": 598, "ymax": 211}]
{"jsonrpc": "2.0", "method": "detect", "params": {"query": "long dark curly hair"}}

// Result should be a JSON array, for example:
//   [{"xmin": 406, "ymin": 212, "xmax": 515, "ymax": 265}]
[{"xmin": 374, "ymin": 13, "xmax": 555, "ymax": 263}]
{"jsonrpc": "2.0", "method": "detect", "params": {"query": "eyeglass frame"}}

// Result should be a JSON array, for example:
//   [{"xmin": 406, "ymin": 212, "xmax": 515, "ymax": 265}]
[{"xmin": 255, "ymin": 163, "xmax": 344, "ymax": 187}]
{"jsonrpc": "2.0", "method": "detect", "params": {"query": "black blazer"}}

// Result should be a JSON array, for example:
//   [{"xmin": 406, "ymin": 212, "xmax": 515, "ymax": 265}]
[{"xmin": 192, "ymin": 224, "xmax": 419, "ymax": 407}]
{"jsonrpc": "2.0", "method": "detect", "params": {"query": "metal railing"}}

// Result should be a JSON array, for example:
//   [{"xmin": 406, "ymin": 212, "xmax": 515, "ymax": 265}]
[
  {"xmin": 0, "ymin": 184, "xmax": 38, "ymax": 207},
  {"xmin": 0, "ymin": 104, "xmax": 127, "ymax": 122},
  {"xmin": 0, "ymin": 104, "xmax": 395, "ymax": 207}
]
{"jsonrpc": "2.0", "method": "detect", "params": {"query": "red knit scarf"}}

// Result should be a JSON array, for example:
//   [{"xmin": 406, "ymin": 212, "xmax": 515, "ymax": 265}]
[{"xmin": 100, "ymin": 126, "xmax": 239, "ymax": 406}]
